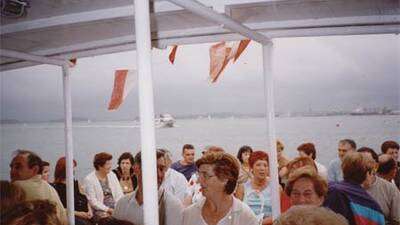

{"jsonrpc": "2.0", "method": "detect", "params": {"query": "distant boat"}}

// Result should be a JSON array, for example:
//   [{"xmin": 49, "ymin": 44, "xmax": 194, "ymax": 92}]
[
  {"xmin": 155, "ymin": 114, "xmax": 175, "ymax": 128},
  {"xmin": 350, "ymin": 107, "xmax": 379, "ymax": 116}
]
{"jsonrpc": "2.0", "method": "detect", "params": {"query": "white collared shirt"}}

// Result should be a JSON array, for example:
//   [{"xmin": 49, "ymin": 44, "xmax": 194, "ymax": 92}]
[
  {"xmin": 161, "ymin": 168, "xmax": 190, "ymax": 202},
  {"xmin": 182, "ymin": 196, "xmax": 259, "ymax": 225},
  {"xmin": 113, "ymin": 188, "xmax": 183, "ymax": 225}
]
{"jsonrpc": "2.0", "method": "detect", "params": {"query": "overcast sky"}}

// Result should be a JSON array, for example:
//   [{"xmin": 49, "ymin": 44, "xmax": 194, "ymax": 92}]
[{"xmin": 1, "ymin": 34, "xmax": 399, "ymax": 122}]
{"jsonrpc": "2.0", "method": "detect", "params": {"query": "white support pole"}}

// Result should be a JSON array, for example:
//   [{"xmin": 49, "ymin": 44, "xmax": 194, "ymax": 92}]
[
  {"xmin": 62, "ymin": 64, "xmax": 75, "ymax": 225},
  {"xmin": 262, "ymin": 42, "xmax": 281, "ymax": 219},
  {"xmin": 133, "ymin": 1, "xmax": 159, "ymax": 225},
  {"xmin": 166, "ymin": 0, "xmax": 271, "ymax": 45}
]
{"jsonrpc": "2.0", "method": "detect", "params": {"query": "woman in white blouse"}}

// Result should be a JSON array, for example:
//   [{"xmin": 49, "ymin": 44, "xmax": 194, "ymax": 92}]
[
  {"xmin": 83, "ymin": 152, "xmax": 123, "ymax": 222},
  {"xmin": 182, "ymin": 151, "xmax": 258, "ymax": 225}
]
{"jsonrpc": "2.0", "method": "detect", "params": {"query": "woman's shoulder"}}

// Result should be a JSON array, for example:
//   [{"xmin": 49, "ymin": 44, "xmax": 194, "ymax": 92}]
[{"xmin": 232, "ymin": 198, "xmax": 259, "ymax": 224}]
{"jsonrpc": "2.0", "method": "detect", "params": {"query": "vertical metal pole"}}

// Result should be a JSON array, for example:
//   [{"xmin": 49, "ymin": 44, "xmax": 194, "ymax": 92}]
[
  {"xmin": 62, "ymin": 64, "xmax": 75, "ymax": 225},
  {"xmin": 262, "ymin": 42, "xmax": 281, "ymax": 219},
  {"xmin": 133, "ymin": 1, "xmax": 159, "ymax": 225}
]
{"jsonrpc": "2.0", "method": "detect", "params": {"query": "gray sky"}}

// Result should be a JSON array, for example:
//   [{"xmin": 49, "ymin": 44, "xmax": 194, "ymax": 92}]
[{"xmin": 1, "ymin": 34, "xmax": 399, "ymax": 122}]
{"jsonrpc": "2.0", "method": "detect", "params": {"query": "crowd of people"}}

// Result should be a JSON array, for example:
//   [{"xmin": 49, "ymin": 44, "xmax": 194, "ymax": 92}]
[{"xmin": 1, "ymin": 139, "xmax": 399, "ymax": 225}]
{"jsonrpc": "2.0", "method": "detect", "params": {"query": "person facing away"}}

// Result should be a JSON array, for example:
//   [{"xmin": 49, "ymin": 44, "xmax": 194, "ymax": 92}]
[
  {"xmin": 297, "ymin": 142, "xmax": 328, "ymax": 180},
  {"xmin": 323, "ymin": 152, "xmax": 385, "ymax": 225},
  {"xmin": 41, "ymin": 161, "xmax": 50, "ymax": 183},
  {"xmin": 328, "ymin": 139, "xmax": 357, "ymax": 182},
  {"xmin": 0, "ymin": 180, "xmax": 26, "ymax": 213},
  {"xmin": 9, "ymin": 149, "xmax": 67, "ymax": 225},
  {"xmin": 182, "ymin": 151, "xmax": 258, "ymax": 225},
  {"xmin": 112, "ymin": 150, "xmax": 183, "ymax": 225},
  {"xmin": 272, "ymin": 205, "xmax": 349, "ymax": 225},
  {"xmin": 52, "ymin": 157, "xmax": 94, "ymax": 225},
  {"xmin": 171, "ymin": 144, "xmax": 197, "ymax": 181},
  {"xmin": 381, "ymin": 140, "xmax": 400, "ymax": 189},
  {"xmin": 112, "ymin": 152, "xmax": 138, "ymax": 195},
  {"xmin": 357, "ymin": 148, "xmax": 400, "ymax": 225},
  {"xmin": 83, "ymin": 152, "xmax": 124, "ymax": 222},
  {"xmin": 1, "ymin": 199, "xmax": 63, "ymax": 225}
]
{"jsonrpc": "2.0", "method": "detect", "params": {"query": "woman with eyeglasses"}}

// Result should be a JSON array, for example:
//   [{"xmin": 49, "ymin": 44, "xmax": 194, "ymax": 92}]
[{"xmin": 182, "ymin": 151, "xmax": 258, "ymax": 225}]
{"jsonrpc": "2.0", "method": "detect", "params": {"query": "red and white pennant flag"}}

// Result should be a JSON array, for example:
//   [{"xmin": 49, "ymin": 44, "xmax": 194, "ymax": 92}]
[
  {"xmin": 108, "ymin": 69, "xmax": 136, "ymax": 110},
  {"xmin": 209, "ymin": 39, "xmax": 251, "ymax": 83}
]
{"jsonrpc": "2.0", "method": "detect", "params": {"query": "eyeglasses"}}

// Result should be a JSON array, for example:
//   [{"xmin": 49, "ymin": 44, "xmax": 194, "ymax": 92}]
[{"xmin": 197, "ymin": 171, "xmax": 215, "ymax": 180}]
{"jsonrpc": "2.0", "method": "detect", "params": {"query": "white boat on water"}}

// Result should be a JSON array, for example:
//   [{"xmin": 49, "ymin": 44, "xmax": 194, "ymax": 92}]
[{"xmin": 155, "ymin": 114, "xmax": 175, "ymax": 128}]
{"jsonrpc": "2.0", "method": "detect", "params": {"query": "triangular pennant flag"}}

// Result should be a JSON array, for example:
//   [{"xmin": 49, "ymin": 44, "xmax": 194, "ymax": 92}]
[
  {"xmin": 209, "ymin": 42, "xmax": 232, "ymax": 83},
  {"xmin": 69, "ymin": 58, "xmax": 77, "ymax": 67},
  {"xmin": 233, "ymin": 39, "xmax": 251, "ymax": 62},
  {"xmin": 108, "ymin": 69, "xmax": 136, "ymax": 110},
  {"xmin": 169, "ymin": 45, "xmax": 178, "ymax": 64}
]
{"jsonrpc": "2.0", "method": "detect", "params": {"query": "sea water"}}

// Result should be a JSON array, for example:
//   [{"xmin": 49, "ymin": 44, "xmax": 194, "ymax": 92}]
[{"xmin": 1, "ymin": 115, "xmax": 399, "ymax": 181}]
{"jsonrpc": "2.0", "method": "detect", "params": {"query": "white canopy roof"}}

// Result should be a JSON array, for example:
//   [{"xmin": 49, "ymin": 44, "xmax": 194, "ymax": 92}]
[{"xmin": 1, "ymin": 0, "xmax": 399, "ymax": 70}]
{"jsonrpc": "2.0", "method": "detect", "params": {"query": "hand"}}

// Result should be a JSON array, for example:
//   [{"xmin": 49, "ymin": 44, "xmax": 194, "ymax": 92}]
[
  {"xmin": 86, "ymin": 210, "xmax": 93, "ymax": 219},
  {"xmin": 75, "ymin": 211, "xmax": 88, "ymax": 219},
  {"xmin": 107, "ymin": 208, "xmax": 114, "ymax": 215}
]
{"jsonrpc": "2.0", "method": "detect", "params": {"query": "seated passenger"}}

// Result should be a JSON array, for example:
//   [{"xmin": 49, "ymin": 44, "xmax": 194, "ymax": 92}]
[
  {"xmin": 83, "ymin": 152, "xmax": 123, "ymax": 222},
  {"xmin": 297, "ymin": 143, "xmax": 328, "ymax": 179},
  {"xmin": 323, "ymin": 152, "xmax": 385, "ymax": 225},
  {"xmin": 52, "ymin": 157, "xmax": 94, "ymax": 225},
  {"xmin": 113, "ymin": 150, "xmax": 183, "ymax": 225},
  {"xmin": 241, "ymin": 151, "xmax": 274, "ymax": 225},
  {"xmin": 1, "ymin": 200, "xmax": 62, "ymax": 225},
  {"xmin": 285, "ymin": 166, "xmax": 327, "ymax": 207},
  {"xmin": 236, "ymin": 145, "xmax": 253, "ymax": 184},
  {"xmin": 272, "ymin": 205, "xmax": 348, "ymax": 225},
  {"xmin": 183, "ymin": 151, "xmax": 258, "ymax": 225},
  {"xmin": 10, "ymin": 149, "xmax": 67, "ymax": 224},
  {"xmin": 41, "ymin": 161, "xmax": 50, "ymax": 183},
  {"xmin": 0, "ymin": 180, "xmax": 26, "ymax": 213},
  {"xmin": 112, "ymin": 152, "xmax": 137, "ymax": 194}
]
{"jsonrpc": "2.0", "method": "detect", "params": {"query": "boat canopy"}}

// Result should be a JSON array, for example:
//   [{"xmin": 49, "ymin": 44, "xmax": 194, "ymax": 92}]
[
  {"xmin": 1, "ymin": 1, "xmax": 399, "ymax": 225},
  {"xmin": 1, "ymin": 0, "xmax": 399, "ymax": 71}
]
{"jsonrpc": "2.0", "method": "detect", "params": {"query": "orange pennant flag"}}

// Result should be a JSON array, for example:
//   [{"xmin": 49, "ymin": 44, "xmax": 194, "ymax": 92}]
[
  {"xmin": 209, "ymin": 42, "xmax": 232, "ymax": 83},
  {"xmin": 169, "ymin": 45, "xmax": 178, "ymax": 64},
  {"xmin": 69, "ymin": 58, "xmax": 77, "ymax": 67},
  {"xmin": 108, "ymin": 69, "xmax": 136, "ymax": 110},
  {"xmin": 233, "ymin": 39, "xmax": 251, "ymax": 62}
]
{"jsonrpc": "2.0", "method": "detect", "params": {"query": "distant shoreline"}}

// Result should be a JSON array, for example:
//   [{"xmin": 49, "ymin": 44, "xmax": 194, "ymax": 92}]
[{"xmin": 2, "ymin": 113, "xmax": 399, "ymax": 125}]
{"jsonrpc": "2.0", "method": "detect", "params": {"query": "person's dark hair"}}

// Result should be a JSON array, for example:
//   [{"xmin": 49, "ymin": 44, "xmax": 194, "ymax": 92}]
[
  {"xmin": 54, "ymin": 157, "xmax": 77, "ymax": 183},
  {"xmin": 297, "ymin": 143, "xmax": 317, "ymax": 160},
  {"xmin": 116, "ymin": 152, "xmax": 135, "ymax": 176},
  {"xmin": 381, "ymin": 140, "xmax": 400, "ymax": 153},
  {"xmin": 249, "ymin": 151, "xmax": 269, "ymax": 169},
  {"xmin": 342, "ymin": 152, "xmax": 372, "ymax": 184},
  {"xmin": 182, "ymin": 144, "xmax": 194, "ymax": 154},
  {"xmin": 1, "ymin": 200, "xmax": 61, "ymax": 225},
  {"xmin": 339, "ymin": 139, "xmax": 357, "ymax": 150},
  {"xmin": 377, "ymin": 155, "xmax": 397, "ymax": 175},
  {"xmin": 0, "ymin": 180, "xmax": 26, "ymax": 212},
  {"xmin": 195, "ymin": 152, "xmax": 239, "ymax": 195},
  {"xmin": 117, "ymin": 152, "xmax": 134, "ymax": 167},
  {"xmin": 14, "ymin": 149, "xmax": 43, "ymax": 174},
  {"xmin": 93, "ymin": 152, "xmax": 113, "ymax": 170},
  {"xmin": 41, "ymin": 161, "xmax": 49, "ymax": 167},
  {"xmin": 134, "ymin": 150, "xmax": 165, "ymax": 167},
  {"xmin": 357, "ymin": 147, "xmax": 379, "ymax": 163},
  {"xmin": 236, "ymin": 145, "xmax": 253, "ymax": 164}
]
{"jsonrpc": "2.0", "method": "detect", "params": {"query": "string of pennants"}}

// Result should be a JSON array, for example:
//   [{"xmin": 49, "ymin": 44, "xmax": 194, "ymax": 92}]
[{"xmin": 108, "ymin": 39, "xmax": 251, "ymax": 110}]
